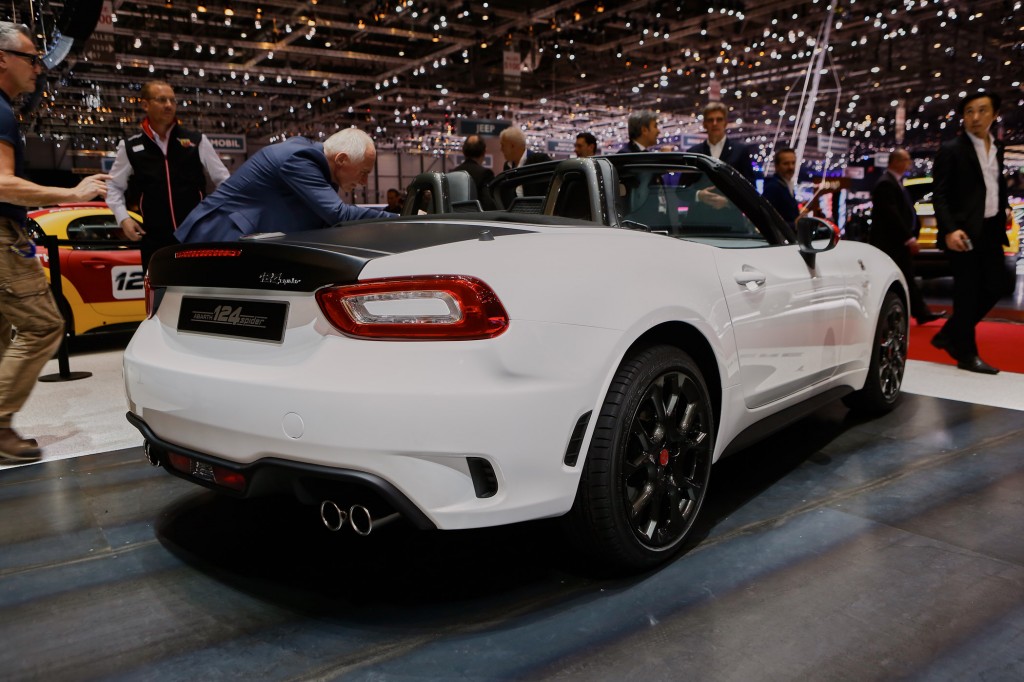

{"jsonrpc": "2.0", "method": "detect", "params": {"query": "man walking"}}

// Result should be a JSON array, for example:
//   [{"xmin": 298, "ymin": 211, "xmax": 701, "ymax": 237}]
[
  {"xmin": 106, "ymin": 79, "xmax": 230, "ymax": 270},
  {"xmin": 870, "ymin": 149, "xmax": 943, "ymax": 326},
  {"xmin": 930, "ymin": 91, "xmax": 1013, "ymax": 374},
  {"xmin": 0, "ymin": 22, "xmax": 109, "ymax": 463}
]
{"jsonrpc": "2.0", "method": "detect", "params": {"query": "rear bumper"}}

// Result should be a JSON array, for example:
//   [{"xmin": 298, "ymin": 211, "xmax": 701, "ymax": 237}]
[{"xmin": 127, "ymin": 411, "xmax": 437, "ymax": 529}]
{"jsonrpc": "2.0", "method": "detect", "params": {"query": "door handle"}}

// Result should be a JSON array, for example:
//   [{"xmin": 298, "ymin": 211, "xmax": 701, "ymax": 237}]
[
  {"xmin": 733, "ymin": 269, "xmax": 766, "ymax": 290},
  {"xmin": 81, "ymin": 259, "xmax": 111, "ymax": 269}
]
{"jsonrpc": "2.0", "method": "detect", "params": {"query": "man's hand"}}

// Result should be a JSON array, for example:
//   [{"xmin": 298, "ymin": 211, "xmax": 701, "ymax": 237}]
[
  {"xmin": 905, "ymin": 236, "xmax": 920, "ymax": 254},
  {"xmin": 120, "ymin": 217, "xmax": 145, "ymax": 241},
  {"xmin": 944, "ymin": 229, "xmax": 972, "ymax": 252},
  {"xmin": 69, "ymin": 174, "xmax": 111, "ymax": 202},
  {"xmin": 696, "ymin": 187, "xmax": 728, "ymax": 210}
]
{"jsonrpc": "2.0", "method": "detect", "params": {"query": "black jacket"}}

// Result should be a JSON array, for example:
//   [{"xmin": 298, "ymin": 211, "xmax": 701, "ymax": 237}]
[
  {"xmin": 869, "ymin": 171, "xmax": 916, "ymax": 256},
  {"xmin": 932, "ymin": 133, "xmax": 1009, "ymax": 249},
  {"xmin": 687, "ymin": 137, "xmax": 757, "ymax": 184}
]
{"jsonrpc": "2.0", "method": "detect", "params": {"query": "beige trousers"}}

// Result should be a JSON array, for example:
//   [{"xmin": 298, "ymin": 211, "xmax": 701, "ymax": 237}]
[{"xmin": 0, "ymin": 218, "xmax": 64, "ymax": 428}]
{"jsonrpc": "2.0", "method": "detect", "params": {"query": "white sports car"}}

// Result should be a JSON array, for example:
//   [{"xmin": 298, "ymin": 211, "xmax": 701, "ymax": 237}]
[{"xmin": 124, "ymin": 153, "xmax": 908, "ymax": 572}]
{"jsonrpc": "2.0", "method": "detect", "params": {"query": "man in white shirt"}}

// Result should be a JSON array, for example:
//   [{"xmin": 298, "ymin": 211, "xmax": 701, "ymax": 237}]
[
  {"xmin": 687, "ymin": 102, "xmax": 756, "ymax": 184},
  {"xmin": 106, "ymin": 80, "xmax": 230, "ymax": 270},
  {"xmin": 930, "ymin": 91, "xmax": 1012, "ymax": 374}
]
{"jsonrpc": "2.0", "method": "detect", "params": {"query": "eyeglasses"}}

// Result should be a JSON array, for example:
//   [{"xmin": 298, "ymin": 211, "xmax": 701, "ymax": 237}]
[
  {"xmin": 2, "ymin": 49, "xmax": 42, "ymax": 67},
  {"xmin": 148, "ymin": 97, "xmax": 178, "ymax": 105}
]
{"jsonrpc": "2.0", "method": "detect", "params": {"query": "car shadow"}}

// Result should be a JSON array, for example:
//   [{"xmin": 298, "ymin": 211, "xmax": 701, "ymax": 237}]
[{"xmin": 153, "ymin": 397, "xmax": 883, "ymax": 625}]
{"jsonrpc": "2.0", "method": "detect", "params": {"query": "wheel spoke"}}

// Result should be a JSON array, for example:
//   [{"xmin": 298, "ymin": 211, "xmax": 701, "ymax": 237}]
[{"xmin": 629, "ymin": 420, "xmax": 653, "ymax": 455}]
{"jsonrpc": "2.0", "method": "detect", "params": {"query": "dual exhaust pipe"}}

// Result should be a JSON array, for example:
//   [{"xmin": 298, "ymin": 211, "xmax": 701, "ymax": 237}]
[{"xmin": 320, "ymin": 500, "xmax": 399, "ymax": 536}]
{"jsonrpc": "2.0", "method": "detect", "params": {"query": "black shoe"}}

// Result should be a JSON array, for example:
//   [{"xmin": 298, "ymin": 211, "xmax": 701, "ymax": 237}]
[
  {"xmin": 916, "ymin": 311, "xmax": 948, "ymax": 325},
  {"xmin": 957, "ymin": 356, "xmax": 1000, "ymax": 375}
]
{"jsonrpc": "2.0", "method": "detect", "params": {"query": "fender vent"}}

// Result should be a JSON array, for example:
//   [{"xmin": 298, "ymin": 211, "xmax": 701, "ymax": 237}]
[
  {"xmin": 467, "ymin": 457, "xmax": 498, "ymax": 498},
  {"xmin": 563, "ymin": 411, "xmax": 593, "ymax": 467}
]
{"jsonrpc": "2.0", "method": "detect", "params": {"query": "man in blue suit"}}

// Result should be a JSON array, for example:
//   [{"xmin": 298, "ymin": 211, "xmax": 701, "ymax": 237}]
[
  {"xmin": 687, "ymin": 102, "xmax": 756, "ymax": 184},
  {"xmin": 176, "ymin": 128, "xmax": 393, "ymax": 243}
]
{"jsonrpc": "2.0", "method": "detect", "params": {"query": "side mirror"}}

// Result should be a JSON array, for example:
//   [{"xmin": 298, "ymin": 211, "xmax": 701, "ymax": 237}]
[{"xmin": 796, "ymin": 216, "xmax": 840, "ymax": 268}]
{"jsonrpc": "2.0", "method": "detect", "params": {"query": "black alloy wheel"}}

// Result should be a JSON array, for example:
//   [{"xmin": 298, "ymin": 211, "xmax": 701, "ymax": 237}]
[
  {"xmin": 567, "ymin": 345, "xmax": 714, "ymax": 572},
  {"xmin": 843, "ymin": 290, "xmax": 907, "ymax": 413}
]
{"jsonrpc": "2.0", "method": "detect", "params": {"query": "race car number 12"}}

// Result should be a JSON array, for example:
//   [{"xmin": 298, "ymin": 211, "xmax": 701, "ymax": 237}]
[{"xmin": 112, "ymin": 266, "xmax": 145, "ymax": 300}]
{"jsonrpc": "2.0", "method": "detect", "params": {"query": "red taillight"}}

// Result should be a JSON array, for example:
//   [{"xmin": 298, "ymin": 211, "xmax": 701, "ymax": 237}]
[
  {"xmin": 315, "ymin": 275, "xmax": 509, "ymax": 340},
  {"xmin": 174, "ymin": 248, "xmax": 242, "ymax": 259},
  {"xmin": 166, "ymin": 451, "xmax": 245, "ymax": 492}
]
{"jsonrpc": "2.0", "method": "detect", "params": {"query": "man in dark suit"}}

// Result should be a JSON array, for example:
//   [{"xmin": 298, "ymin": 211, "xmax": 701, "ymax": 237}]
[
  {"xmin": 870, "ymin": 149, "xmax": 944, "ymax": 326},
  {"xmin": 499, "ymin": 126, "xmax": 551, "ymax": 171},
  {"xmin": 175, "ymin": 129, "xmax": 393, "ymax": 243},
  {"xmin": 930, "ymin": 91, "xmax": 1013, "ymax": 374},
  {"xmin": 499, "ymin": 126, "xmax": 551, "ymax": 197},
  {"xmin": 687, "ymin": 102, "xmax": 756, "ymax": 184},
  {"xmin": 452, "ymin": 134, "xmax": 494, "ymax": 200},
  {"xmin": 762, "ymin": 147, "xmax": 803, "ymax": 228},
  {"xmin": 617, "ymin": 110, "xmax": 660, "ymax": 153},
  {"xmin": 574, "ymin": 132, "xmax": 598, "ymax": 158}
]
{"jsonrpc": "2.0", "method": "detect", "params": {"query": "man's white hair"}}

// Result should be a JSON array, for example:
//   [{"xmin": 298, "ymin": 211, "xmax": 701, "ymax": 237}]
[
  {"xmin": 323, "ymin": 127, "xmax": 374, "ymax": 162},
  {"xmin": 0, "ymin": 22, "xmax": 31, "ymax": 50},
  {"xmin": 499, "ymin": 126, "xmax": 526, "ymax": 146}
]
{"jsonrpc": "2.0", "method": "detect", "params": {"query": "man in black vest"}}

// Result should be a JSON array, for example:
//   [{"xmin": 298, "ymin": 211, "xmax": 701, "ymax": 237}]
[{"xmin": 107, "ymin": 80, "xmax": 230, "ymax": 270}]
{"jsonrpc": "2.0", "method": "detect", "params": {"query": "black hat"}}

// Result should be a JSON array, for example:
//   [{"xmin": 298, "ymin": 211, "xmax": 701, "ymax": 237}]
[{"xmin": 958, "ymin": 90, "xmax": 1001, "ymax": 117}]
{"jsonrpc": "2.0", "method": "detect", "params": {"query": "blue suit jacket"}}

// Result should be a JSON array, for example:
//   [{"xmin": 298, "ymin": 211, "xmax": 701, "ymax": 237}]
[
  {"xmin": 687, "ymin": 137, "xmax": 757, "ymax": 184},
  {"xmin": 762, "ymin": 174, "xmax": 800, "ymax": 226},
  {"xmin": 175, "ymin": 137, "xmax": 391, "ymax": 243}
]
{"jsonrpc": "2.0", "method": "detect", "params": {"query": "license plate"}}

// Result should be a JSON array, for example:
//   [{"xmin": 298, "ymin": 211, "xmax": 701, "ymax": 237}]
[{"xmin": 177, "ymin": 296, "xmax": 289, "ymax": 342}]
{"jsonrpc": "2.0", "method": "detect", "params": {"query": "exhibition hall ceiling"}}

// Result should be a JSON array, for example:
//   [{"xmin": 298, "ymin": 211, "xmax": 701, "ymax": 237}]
[{"xmin": 14, "ymin": 0, "xmax": 1024, "ymax": 159}]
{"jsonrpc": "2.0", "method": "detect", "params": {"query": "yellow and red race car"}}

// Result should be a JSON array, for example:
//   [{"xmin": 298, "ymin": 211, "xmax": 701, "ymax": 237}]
[{"xmin": 28, "ymin": 202, "xmax": 145, "ymax": 336}]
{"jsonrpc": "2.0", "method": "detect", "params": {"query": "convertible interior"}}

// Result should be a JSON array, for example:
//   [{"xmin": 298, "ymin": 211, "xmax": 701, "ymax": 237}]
[{"xmin": 400, "ymin": 154, "xmax": 777, "ymax": 248}]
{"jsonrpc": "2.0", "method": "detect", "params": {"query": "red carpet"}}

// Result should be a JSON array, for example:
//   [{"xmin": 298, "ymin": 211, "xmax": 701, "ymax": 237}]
[{"xmin": 909, "ymin": 319, "xmax": 1024, "ymax": 374}]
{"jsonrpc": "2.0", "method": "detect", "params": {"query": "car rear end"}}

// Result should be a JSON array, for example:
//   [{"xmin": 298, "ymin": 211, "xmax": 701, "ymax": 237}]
[{"xmin": 124, "ymin": 226, "xmax": 618, "ymax": 532}]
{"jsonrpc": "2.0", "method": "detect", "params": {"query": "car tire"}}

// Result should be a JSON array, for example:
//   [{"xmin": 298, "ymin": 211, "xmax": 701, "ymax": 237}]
[
  {"xmin": 843, "ymin": 290, "xmax": 907, "ymax": 413},
  {"xmin": 565, "ymin": 344, "xmax": 714, "ymax": 572}
]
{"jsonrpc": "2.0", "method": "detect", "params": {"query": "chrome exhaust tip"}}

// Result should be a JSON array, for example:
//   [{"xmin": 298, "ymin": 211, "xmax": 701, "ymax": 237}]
[
  {"xmin": 349, "ymin": 504, "xmax": 373, "ymax": 536},
  {"xmin": 319, "ymin": 500, "xmax": 347, "ymax": 532}
]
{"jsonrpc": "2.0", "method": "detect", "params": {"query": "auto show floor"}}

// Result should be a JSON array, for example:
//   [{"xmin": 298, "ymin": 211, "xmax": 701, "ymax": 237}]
[{"xmin": 3, "ymin": 333, "xmax": 1024, "ymax": 680}]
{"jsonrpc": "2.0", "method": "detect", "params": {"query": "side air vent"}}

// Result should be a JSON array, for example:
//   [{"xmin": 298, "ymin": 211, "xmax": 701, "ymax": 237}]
[
  {"xmin": 467, "ymin": 457, "xmax": 498, "ymax": 498},
  {"xmin": 563, "ymin": 411, "xmax": 593, "ymax": 467}
]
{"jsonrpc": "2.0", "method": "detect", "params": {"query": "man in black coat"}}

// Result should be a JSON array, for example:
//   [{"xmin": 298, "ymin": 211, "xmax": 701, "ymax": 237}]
[
  {"xmin": 452, "ymin": 134, "xmax": 494, "ymax": 200},
  {"xmin": 617, "ymin": 110, "xmax": 660, "ymax": 153},
  {"xmin": 870, "ymin": 149, "xmax": 944, "ymax": 326},
  {"xmin": 499, "ymin": 127, "xmax": 551, "ymax": 198},
  {"xmin": 762, "ymin": 147, "xmax": 803, "ymax": 228},
  {"xmin": 930, "ymin": 91, "xmax": 1013, "ymax": 374},
  {"xmin": 687, "ymin": 102, "xmax": 756, "ymax": 184}
]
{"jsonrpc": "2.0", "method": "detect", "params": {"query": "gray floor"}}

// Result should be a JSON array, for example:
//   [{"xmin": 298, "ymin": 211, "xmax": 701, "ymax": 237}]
[{"xmin": 2, "ymin": 330, "xmax": 1024, "ymax": 680}]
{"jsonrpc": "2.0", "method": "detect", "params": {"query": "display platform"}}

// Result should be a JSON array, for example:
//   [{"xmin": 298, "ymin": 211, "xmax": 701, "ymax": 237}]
[{"xmin": 2, "ymin": 393, "xmax": 1022, "ymax": 681}]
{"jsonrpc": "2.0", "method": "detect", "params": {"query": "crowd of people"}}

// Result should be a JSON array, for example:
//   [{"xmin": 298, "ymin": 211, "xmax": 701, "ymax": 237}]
[{"xmin": 0, "ymin": 15, "xmax": 1015, "ymax": 463}]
